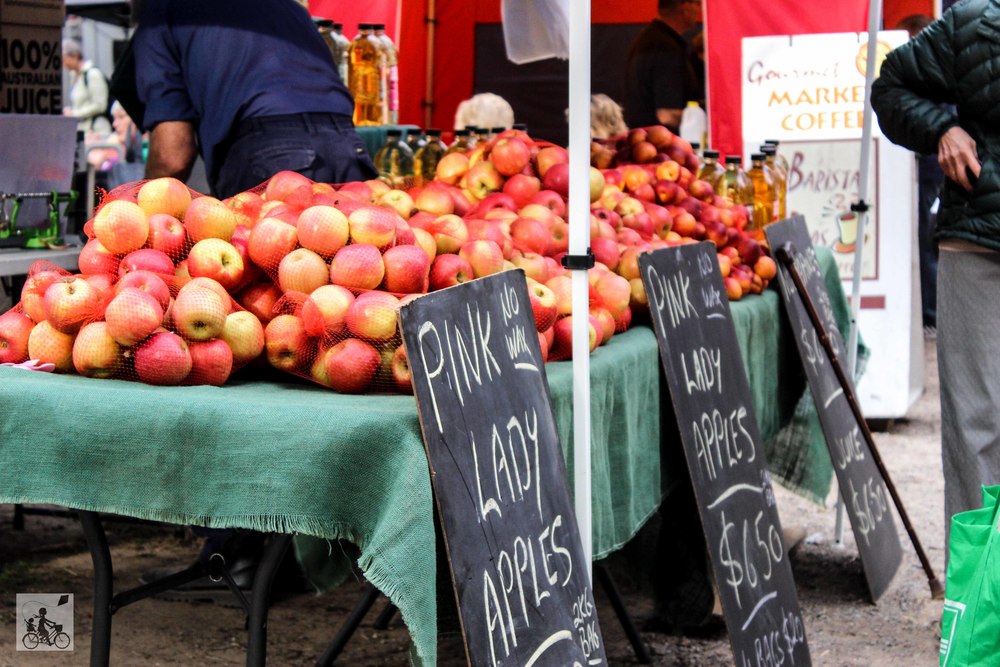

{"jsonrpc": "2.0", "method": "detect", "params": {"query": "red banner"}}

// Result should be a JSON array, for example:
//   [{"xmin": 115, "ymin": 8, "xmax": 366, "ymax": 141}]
[{"xmin": 705, "ymin": 0, "xmax": 868, "ymax": 157}]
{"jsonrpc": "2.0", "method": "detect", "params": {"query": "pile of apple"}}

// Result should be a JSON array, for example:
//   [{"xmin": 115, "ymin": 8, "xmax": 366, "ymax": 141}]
[{"xmin": 590, "ymin": 126, "xmax": 777, "ymax": 300}]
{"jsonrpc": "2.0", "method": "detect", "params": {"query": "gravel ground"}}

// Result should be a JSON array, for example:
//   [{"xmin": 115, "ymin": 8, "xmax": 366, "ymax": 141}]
[{"xmin": 0, "ymin": 339, "xmax": 945, "ymax": 666}]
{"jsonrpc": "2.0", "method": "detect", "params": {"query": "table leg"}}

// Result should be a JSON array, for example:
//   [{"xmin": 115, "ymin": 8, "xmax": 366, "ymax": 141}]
[
  {"xmin": 595, "ymin": 562, "xmax": 652, "ymax": 664},
  {"xmin": 315, "ymin": 583, "xmax": 381, "ymax": 667},
  {"xmin": 372, "ymin": 602, "xmax": 398, "ymax": 630},
  {"xmin": 246, "ymin": 533, "xmax": 293, "ymax": 667},
  {"xmin": 12, "ymin": 503, "xmax": 24, "ymax": 530},
  {"xmin": 78, "ymin": 511, "xmax": 113, "ymax": 667}
]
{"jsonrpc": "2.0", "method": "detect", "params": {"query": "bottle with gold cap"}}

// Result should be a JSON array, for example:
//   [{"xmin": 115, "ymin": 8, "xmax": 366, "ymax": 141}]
[
  {"xmin": 348, "ymin": 24, "xmax": 381, "ymax": 126},
  {"xmin": 446, "ymin": 128, "xmax": 471, "ymax": 155},
  {"xmin": 718, "ymin": 155, "xmax": 754, "ymax": 221},
  {"xmin": 696, "ymin": 149, "xmax": 725, "ymax": 191},
  {"xmin": 414, "ymin": 129, "xmax": 447, "ymax": 186},
  {"xmin": 373, "ymin": 128, "xmax": 414, "ymax": 187},
  {"xmin": 760, "ymin": 144, "xmax": 787, "ymax": 221},
  {"xmin": 747, "ymin": 152, "xmax": 776, "ymax": 234}
]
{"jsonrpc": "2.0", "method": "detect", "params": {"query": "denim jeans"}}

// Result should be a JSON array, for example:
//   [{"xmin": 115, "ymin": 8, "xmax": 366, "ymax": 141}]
[{"xmin": 211, "ymin": 112, "xmax": 377, "ymax": 199}]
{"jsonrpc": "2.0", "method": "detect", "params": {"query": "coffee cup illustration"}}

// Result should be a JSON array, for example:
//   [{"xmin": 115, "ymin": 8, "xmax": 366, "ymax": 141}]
[{"xmin": 835, "ymin": 211, "xmax": 858, "ymax": 253}]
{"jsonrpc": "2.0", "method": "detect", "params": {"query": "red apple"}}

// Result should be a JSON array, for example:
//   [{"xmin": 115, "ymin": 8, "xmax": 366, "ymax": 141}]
[
  {"xmin": 104, "ymin": 287, "xmax": 165, "ymax": 346},
  {"xmin": 265, "ymin": 170, "xmax": 314, "ymax": 204},
  {"xmin": 146, "ymin": 213, "xmax": 188, "ymax": 260},
  {"xmin": 20, "ymin": 270, "xmax": 66, "ymax": 323},
  {"xmin": 429, "ymin": 253, "xmax": 474, "ymax": 291},
  {"xmin": 390, "ymin": 344, "xmax": 412, "ymax": 393},
  {"xmin": 490, "ymin": 137, "xmax": 532, "ymax": 176},
  {"xmin": 526, "ymin": 279, "xmax": 558, "ymax": 332},
  {"xmin": 411, "ymin": 228, "xmax": 437, "ymax": 263},
  {"xmin": 78, "ymin": 238, "xmax": 121, "ymax": 276},
  {"xmin": 297, "ymin": 205, "xmax": 350, "ymax": 258},
  {"xmin": 349, "ymin": 206, "xmax": 399, "ymax": 249},
  {"xmin": 27, "ymin": 319, "xmax": 75, "ymax": 372},
  {"xmin": 185, "ymin": 195, "xmax": 238, "ymax": 243},
  {"xmin": 435, "ymin": 152, "xmax": 470, "ymax": 186},
  {"xmin": 542, "ymin": 162, "xmax": 569, "ymax": 198},
  {"xmin": 302, "ymin": 284, "xmax": 355, "ymax": 337},
  {"xmin": 510, "ymin": 217, "xmax": 550, "ymax": 255},
  {"xmin": 94, "ymin": 199, "xmax": 149, "ymax": 254},
  {"xmin": 265, "ymin": 313, "xmax": 313, "ymax": 371},
  {"xmin": 383, "ymin": 245, "xmax": 431, "ymax": 294},
  {"xmin": 413, "ymin": 184, "xmax": 455, "ymax": 216},
  {"xmin": 465, "ymin": 161, "xmax": 503, "ymax": 200},
  {"xmin": 591, "ymin": 237, "xmax": 621, "ymax": 271},
  {"xmin": 172, "ymin": 285, "xmax": 228, "ymax": 341},
  {"xmin": 236, "ymin": 281, "xmax": 282, "ymax": 323},
  {"xmin": 0, "ymin": 310, "xmax": 34, "ymax": 363},
  {"xmin": 115, "ymin": 270, "xmax": 171, "ymax": 311},
  {"xmin": 248, "ymin": 217, "xmax": 298, "ymax": 274},
  {"xmin": 503, "ymin": 173, "xmax": 542, "ymax": 208},
  {"xmin": 134, "ymin": 331, "xmax": 192, "ymax": 385},
  {"xmin": 329, "ymin": 244, "xmax": 385, "ymax": 290},
  {"xmin": 428, "ymin": 214, "xmax": 469, "ymax": 255},
  {"xmin": 119, "ymin": 248, "xmax": 174, "ymax": 277},
  {"xmin": 459, "ymin": 240, "xmax": 505, "ymax": 279},
  {"xmin": 527, "ymin": 190, "xmax": 567, "ymax": 218},
  {"xmin": 187, "ymin": 238, "xmax": 245, "ymax": 291},
  {"xmin": 545, "ymin": 274, "xmax": 574, "ymax": 317},
  {"xmin": 324, "ymin": 337, "xmax": 381, "ymax": 393},
  {"xmin": 535, "ymin": 145, "xmax": 568, "ymax": 178},
  {"xmin": 184, "ymin": 338, "xmax": 233, "ymax": 386},
  {"xmin": 346, "ymin": 290, "xmax": 400, "ymax": 341},
  {"xmin": 510, "ymin": 252, "xmax": 549, "ymax": 282},
  {"xmin": 43, "ymin": 277, "xmax": 101, "ymax": 334}
]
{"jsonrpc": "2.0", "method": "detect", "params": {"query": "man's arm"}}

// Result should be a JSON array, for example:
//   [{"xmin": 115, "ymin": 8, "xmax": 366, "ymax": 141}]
[
  {"xmin": 655, "ymin": 108, "xmax": 683, "ymax": 129},
  {"xmin": 145, "ymin": 121, "xmax": 197, "ymax": 182}
]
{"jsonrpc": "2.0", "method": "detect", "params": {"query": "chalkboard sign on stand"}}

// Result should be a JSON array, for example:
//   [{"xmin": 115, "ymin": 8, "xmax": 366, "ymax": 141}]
[
  {"xmin": 399, "ymin": 270, "xmax": 607, "ymax": 667},
  {"xmin": 639, "ymin": 242, "xmax": 811, "ymax": 667},
  {"xmin": 765, "ymin": 217, "xmax": 902, "ymax": 602}
]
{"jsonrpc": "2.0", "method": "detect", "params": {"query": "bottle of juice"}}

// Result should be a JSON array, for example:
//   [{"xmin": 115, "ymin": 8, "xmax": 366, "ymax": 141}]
[
  {"xmin": 414, "ymin": 129, "xmax": 447, "ymax": 186},
  {"xmin": 369, "ymin": 24, "xmax": 388, "ymax": 124},
  {"xmin": 374, "ymin": 24, "xmax": 399, "ymax": 126},
  {"xmin": 405, "ymin": 128, "xmax": 426, "ymax": 156},
  {"xmin": 760, "ymin": 144, "xmax": 787, "ymax": 221},
  {"xmin": 747, "ymin": 152, "xmax": 776, "ymax": 234},
  {"xmin": 348, "ymin": 24, "xmax": 381, "ymax": 126},
  {"xmin": 332, "ymin": 23, "xmax": 350, "ymax": 86},
  {"xmin": 315, "ymin": 19, "xmax": 340, "ymax": 67},
  {"xmin": 446, "ymin": 128, "xmax": 471, "ymax": 154},
  {"xmin": 373, "ymin": 129, "xmax": 414, "ymax": 187},
  {"xmin": 718, "ymin": 156, "xmax": 753, "ymax": 220},
  {"xmin": 696, "ymin": 149, "xmax": 725, "ymax": 190}
]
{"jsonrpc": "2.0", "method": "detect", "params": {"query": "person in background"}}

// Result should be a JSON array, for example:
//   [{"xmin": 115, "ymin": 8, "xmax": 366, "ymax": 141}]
[
  {"xmin": 623, "ymin": 0, "xmax": 704, "ymax": 132},
  {"xmin": 61, "ymin": 39, "xmax": 112, "ymax": 134},
  {"xmin": 133, "ymin": 0, "xmax": 376, "ymax": 199},
  {"xmin": 589, "ymin": 94, "xmax": 628, "ymax": 140},
  {"xmin": 105, "ymin": 102, "xmax": 147, "ymax": 189},
  {"xmin": 871, "ymin": 2, "xmax": 1000, "ymax": 551},
  {"xmin": 896, "ymin": 13, "xmax": 943, "ymax": 339},
  {"xmin": 453, "ymin": 93, "xmax": 515, "ymax": 132}
]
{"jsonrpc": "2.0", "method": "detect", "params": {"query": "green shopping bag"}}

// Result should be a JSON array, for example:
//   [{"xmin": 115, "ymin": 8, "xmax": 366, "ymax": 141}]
[{"xmin": 940, "ymin": 485, "xmax": 1000, "ymax": 666}]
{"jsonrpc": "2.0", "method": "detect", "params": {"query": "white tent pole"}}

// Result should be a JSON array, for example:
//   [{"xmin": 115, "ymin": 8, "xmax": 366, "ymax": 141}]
[
  {"xmin": 836, "ymin": 0, "xmax": 883, "ymax": 545},
  {"xmin": 568, "ymin": 0, "xmax": 593, "ymax": 577}
]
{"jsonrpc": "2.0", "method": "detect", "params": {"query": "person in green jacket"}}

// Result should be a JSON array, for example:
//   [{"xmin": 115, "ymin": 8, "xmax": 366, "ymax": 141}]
[{"xmin": 871, "ymin": 0, "xmax": 1000, "ymax": 552}]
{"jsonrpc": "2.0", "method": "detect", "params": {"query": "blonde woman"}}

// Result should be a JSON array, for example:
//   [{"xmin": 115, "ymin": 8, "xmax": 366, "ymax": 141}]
[
  {"xmin": 590, "ymin": 94, "xmax": 628, "ymax": 139},
  {"xmin": 454, "ymin": 92, "xmax": 515, "ymax": 131}
]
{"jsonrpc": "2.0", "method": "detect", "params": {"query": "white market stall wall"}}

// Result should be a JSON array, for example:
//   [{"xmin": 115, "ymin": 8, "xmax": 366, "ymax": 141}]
[{"xmin": 741, "ymin": 30, "xmax": 922, "ymax": 419}]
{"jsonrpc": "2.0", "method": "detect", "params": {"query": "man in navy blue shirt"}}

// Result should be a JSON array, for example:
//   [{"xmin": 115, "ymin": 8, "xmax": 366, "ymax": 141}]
[{"xmin": 134, "ymin": 0, "xmax": 376, "ymax": 198}]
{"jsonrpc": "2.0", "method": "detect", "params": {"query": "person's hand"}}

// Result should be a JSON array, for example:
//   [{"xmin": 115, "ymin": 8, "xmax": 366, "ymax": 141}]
[
  {"xmin": 939, "ymin": 126, "xmax": 981, "ymax": 192},
  {"xmin": 62, "ymin": 107, "xmax": 73, "ymax": 117}
]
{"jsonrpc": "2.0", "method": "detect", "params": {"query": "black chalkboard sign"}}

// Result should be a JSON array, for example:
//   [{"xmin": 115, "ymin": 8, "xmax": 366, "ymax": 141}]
[
  {"xmin": 399, "ymin": 269, "xmax": 607, "ymax": 667},
  {"xmin": 639, "ymin": 242, "xmax": 811, "ymax": 667},
  {"xmin": 765, "ymin": 217, "xmax": 902, "ymax": 602}
]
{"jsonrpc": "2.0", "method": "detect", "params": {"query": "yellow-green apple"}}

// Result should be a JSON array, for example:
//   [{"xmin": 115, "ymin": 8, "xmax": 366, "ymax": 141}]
[
  {"xmin": 236, "ymin": 281, "xmax": 282, "ymax": 323},
  {"xmin": 490, "ymin": 136, "xmax": 531, "ymax": 176},
  {"xmin": 27, "ymin": 319, "xmax": 75, "ymax": 372},
  {"xmin": 428, "ymin": 214, "xmax": 469, "ymax": 255},
  {"xmin": 519, "ymin": 202, "xmax": 557, "ymax": 227},
  {"xmin": 459, "ymin": 240, "xmax": 504, "ymax": 279},
  {"xmin": 248, "ymin": 217, "xmax": 298, "ymax": 273},
  {"xmin": 545, "ymin": 274, "xmax": 573, "ymax": 317},
  {"xmin": 134, "ymin": 331, "xmax": 192, "ymax": 385},
  {"xmin": 510, "ymin": 252, "xmax": 549, "ymax": 282},
  {"xmin": 525, "ymin": 278, "xmax": 558, "ymax": 332},
  {"xmin": 185, "ymin": 195, "xmax": 238, "ymax": 243},
  {"xmin": 434, "ymin": 152, "xmax": 470, "ymax": 185},
  {"xmin": 137, "ymin": 177, "xmax": 191, "ymax": 219},
  {"xmin": 226, "ymin": 190, "xmax": 264, "ymax": 226},
  {"xmin": 429, "ymin": 253, "xmax": 474, "ymax": 291},
  {"xmin": 172, "ymin": 285, "xmax": 228, "ymax": 341},
  {"xmin": 79, "ymin": 238, "xmax": 120, "ymax": 275},
  {"xmin": 146, "ymin": 213, "xmax": 188, "ymax": 260},
  {"xmin": 346, "ymin": 290, "xmax": 400, "ymax": 341},
  {"xmin": 502, "ymin": 173, "xmax": 541, "ymax": 208},
  {"xmin": 105, "ymin": 287, "xmax": 165, "ymax": 346},
  {"xmin": 391, "ymin": 344, "xmax": 412, "ymax": 393},
  {"xmin": 0, "ymin": 310, "xmax": 34, "ymax": 363},
  {"xmin": 94, "ymin": 200, "xmax": 149, "ymax": 254},
  {"xmin": 591, "ymin": 237, "xmax": 621, "ymax": 272},
  {"xmin": 378, "ymin": 189, "xmax": 416, "ymax": 220},
  {"xmin": 221, "ymin": 310, "xmax": 265, "ymax": 367},
  {"xmin": 265, "ymin": 170, "xmax": 314, "ymax": 204},
  {"xmin": 20, "ymin": 270, "xmax": 64, "ymax": 322},
  {"xmin": 184, "ymin": 338, "xmax": 233, "ymax": 386},
  {"xmin": 302, "ymin": 284, "xmax": 354, "ymax": 337},
  {"xmin": 589, "ymin": 167, "xmax": 606, "ymax": 203},
  {"xmin": 116, "ymin": 270, "xmax": 171, "ymax": 311},
  {"xmin": 629, "ymin": 278, "xmax": 648, "ymax": 309},
  {"xmin": 297, "ymin": 205, "xmax": 349, "ymax": 258},
  {"xmin": 72, "ymin": 321, "xmax": 123, "ymax": 378},
  {"xmin": 549, "ymin": 219, "xmax": 570, "ymax": 255},
  {"xmin": 617, "ymin": 247, "xmax": 644, "ymax": 281},
  {"xmin": 43, "ymin": 277, "xmax": 101, "ymax": 333},
  {"xmin": 119, "ymin": 248, "xmax": 174, "ymax": 277},
  {"xmin": 535, "ymin": 145, "xmax": 568, "ymax": 178},
  {"xmin": 465, "ymin": 161, "xmax": 503, "ymax": 200},
  {"xmin": 510, "ymin": 216, "xmax": 549, "ymax": 255},
  {"xmin": 382, "ymin": 245, "xmax": 430, "ymax": 294},
  {"xmin": 278, "ymin": 247, "xmax": 329, "ymax": 294},
  {"xmin": 187, "ymin": 238, "xmax": 245, "ymax": 291},
  {"xmin": 324, "ymin": 337, "xmax": 381, "ymax": 393},
  {"xmin": 265, "ymin": 313, "xmax": 313, "ymax": 371},
  {"xmin": 601, "ymin": 186, "xmax": 627, "ymax": 211},
  {"xmin": 348, "ymin": 206, "xmax": 398, "ymax": 248},
  {"xmin": 329, "ymin": 244, "xmax": 384, "ymax": 290},
  {"xmin": 309, "ymin": 347, "xmax": 333, "ymax": 387},
  {"xmin": 414, "ymin": 184, "xmax": 455, "ymax": 216},
  {"xmin": 412, "ymin": 227, "xmax": 437, "ymax": 262}
]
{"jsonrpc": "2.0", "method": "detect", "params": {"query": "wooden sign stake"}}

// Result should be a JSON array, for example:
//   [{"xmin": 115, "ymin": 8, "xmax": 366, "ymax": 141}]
[{"xmin": 775, "ymin": 242, "xmax": 944, "ymax": 600}]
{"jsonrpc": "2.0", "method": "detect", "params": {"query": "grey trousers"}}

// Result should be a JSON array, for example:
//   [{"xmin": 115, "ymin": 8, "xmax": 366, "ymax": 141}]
[{"xmin": 938, "ymin": 248, "xmax": 1000, "ymax": 548}]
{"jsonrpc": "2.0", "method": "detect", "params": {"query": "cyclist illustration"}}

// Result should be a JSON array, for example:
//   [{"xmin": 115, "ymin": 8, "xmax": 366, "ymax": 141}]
[{"xmin": 21, "ymin": 607, "xmax": 71, "ymax": 650}]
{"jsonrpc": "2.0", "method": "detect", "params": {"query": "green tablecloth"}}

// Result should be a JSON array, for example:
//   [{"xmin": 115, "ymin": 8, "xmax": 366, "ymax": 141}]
[{"xmin": 0, "ymin": 248, "xmax": 852, "ymax": 665}]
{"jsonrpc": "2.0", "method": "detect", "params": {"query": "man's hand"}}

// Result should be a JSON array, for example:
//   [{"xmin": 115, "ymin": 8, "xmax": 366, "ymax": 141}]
[{"xmin": 939, "ymin": 126, "xmax": 981, "ymax": 192}]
